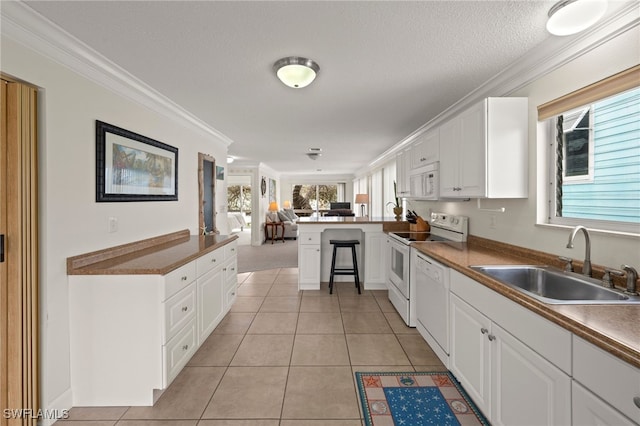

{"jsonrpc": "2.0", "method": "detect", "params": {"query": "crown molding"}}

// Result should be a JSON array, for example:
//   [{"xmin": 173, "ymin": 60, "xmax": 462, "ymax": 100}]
[
  {"xmin": 0, "ymin": 1, "xmax": 234, "ymax": 146},
  {"xmin": 359, "ymin": 2, "xmax": 639, "ymax": 176}
]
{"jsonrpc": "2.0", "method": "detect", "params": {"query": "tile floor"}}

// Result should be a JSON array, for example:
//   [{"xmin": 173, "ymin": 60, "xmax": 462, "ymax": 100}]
[{"xmin": 55, "ymin": 267, "xmax": 446, "ymax": 426}]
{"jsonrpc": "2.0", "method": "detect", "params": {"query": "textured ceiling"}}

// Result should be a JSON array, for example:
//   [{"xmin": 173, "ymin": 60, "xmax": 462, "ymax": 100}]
[{"xmin": 22, "ymin": 0, "xmax": 590, "ymax": 175}]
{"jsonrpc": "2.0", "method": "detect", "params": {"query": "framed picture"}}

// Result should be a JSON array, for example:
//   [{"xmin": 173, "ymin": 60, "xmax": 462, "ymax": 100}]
[
  {"xmin": 216, "ymin": 165, "xmax": 224, "ymax": 180},
  {"xmin": 269, "ymin": 178, "xmax": 276, "ymax": 202},
  {"xmin": 96, "ymin": 120, "xmax": 178, "ymax": 202}
]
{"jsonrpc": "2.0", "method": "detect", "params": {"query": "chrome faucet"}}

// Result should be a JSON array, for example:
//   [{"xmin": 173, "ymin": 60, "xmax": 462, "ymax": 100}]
[
  {"xmin": 621, "ymin": 265, "xmax": 639, "ymax": 296},
  {"xmin": 566, "ymin": 226, "xmax": 592, "ymax": 277}
]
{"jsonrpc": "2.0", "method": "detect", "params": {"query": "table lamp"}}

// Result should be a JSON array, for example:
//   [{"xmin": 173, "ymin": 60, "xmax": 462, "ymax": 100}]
[
  {"xmin": 268, "ymin": 201, "xmax": 279, "ymax": 212},
  {"xmin": 355, "ymin": 194, "xmax": 369, "ymax": 217},
  {"xmin": 283, "ymin": 200, "xmax": 291, "ymax": 209}
]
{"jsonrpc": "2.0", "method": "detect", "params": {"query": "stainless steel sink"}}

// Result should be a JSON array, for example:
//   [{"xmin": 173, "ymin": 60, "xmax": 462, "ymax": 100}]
[{"xmin": 469, "ymin": 265, "xmax": 640, "ymax": 304}]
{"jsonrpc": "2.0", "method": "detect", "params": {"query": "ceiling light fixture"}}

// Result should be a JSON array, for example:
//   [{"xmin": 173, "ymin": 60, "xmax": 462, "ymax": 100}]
[
  {"xmin": 226, "ymin": 156, "xmax": 234, "ymax": 164},
  {"xmin": 273, "ymin": 56, "xmax": 320, "ymax": 88},
  {"xmin": 546, "ymin": 0, "xmax": 607, "ymax": 36}
]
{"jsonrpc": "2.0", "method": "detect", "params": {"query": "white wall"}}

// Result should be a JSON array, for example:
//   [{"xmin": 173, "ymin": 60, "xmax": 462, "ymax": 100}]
[
  {"xmin": 409, "ymin": 26, "xmax": 640, "ymax": 270},
  {"xmin": 1, "ymin": 37, "xmax": 229, "ymax": 415}
]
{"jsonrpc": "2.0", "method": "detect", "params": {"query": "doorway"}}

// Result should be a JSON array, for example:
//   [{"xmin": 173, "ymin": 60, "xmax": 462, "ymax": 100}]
[
  {"xmin": 227, "ymin": 175, "xmax": 252, "ymax": 245},
  {"xmin": 198, "ymin": 153, "xmax": 217, "ymax": 235},
  {"xmin": 1, "ymin": 76, "xmax": 40, "ymax": 425}
]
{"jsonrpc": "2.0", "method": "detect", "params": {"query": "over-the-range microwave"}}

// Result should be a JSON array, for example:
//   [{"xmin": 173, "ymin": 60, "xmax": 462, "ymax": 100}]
[{"xmin": 408, "ymin": 161, "xmax": 439, "ymax": 200}]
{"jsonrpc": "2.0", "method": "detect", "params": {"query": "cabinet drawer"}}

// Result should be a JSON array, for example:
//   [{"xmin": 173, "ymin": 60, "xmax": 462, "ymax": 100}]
[
  {"xmin": 573, "ymin": 336, "xmax": 640, "ymax": 422},
  {"xmin": 224, "ymin": 241, "xmax": 238, "ymax": 259},
  {"xmin": 223, "ymin": 259, "xmax": 237, "ymax": 283},
  {"xmin": 225, "ymin": 284, "xmax": 237, "ymax": 308},
  {"xmin": 164, "ymin": 282, "xmax": 196, "ymax": 343},
  {"xmin": 299, "ymin": 232, "xmax": 320, "ymax": 245},
  {"xmin": 164, "ymin": 262, "xmax": 196, "ymax": 300},
  {"xmin": 163, "ymin": 319, "xmax": 196, "ymax": 387},
  {"xmin": 196, "ymin": 248, "xmax": 223, "ymax": 276}
]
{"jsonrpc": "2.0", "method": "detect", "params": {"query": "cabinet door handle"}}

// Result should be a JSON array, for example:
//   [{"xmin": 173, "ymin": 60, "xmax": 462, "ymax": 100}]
[
  {"xmin": 488, "ymin": 334, "xmax": 496, "ymax": 341},
  {"xmin": 181, "ymin": 276, "xmax": 188, "ymax": 281},
  {"xmin": 223, "ymin": 267, "xmax": 227, "ymax": 272},
  {"xmin": 182, "ymin": 344, "xmax": 189, "ymax": 351},
  {"xmin": 211, "ymin": 258, "xmax": 216, "ymax": 263},
  {"xmin": 181, "ymin": 306, "xmax": 188, "ymax": 312},
  {"xmin": 231, "ymin": 292, "xmax": 236, "ymax": 296},
  {"xmin": 480, "ymin": 328, "xmax": 488, "ymax": 334},
  {"xmin": 634, "ymin": 396, "xmax": 640, "ymax": 409}
]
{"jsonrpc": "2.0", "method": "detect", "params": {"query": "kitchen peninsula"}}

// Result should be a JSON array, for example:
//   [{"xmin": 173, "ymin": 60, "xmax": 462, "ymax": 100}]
[{"xmin": 297, "ymin": 217, "xmax": 406, "ymax": 291}]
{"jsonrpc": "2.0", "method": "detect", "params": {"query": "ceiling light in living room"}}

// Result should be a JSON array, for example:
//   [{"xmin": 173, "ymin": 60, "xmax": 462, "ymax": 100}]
[
  {"xmin": 546, "ymin": 0, "xmax": 607, "ymax": 36},
  {"xmin": 273, "ymin": 56, "xmax": 320, "ymax": 88}
]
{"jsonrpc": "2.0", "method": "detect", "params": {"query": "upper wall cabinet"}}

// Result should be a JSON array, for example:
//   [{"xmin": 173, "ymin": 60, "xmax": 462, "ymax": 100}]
[
  {"xmin": 440, "ymin": 98, "xmax": 528, "ymax": 199},
  {"xmin": 396, "ymin": 147, "xmax": 412, "ymax": 197},
  {"xmin": 410, "ymin": 128, "xmax": 439, "ymax": 170}
]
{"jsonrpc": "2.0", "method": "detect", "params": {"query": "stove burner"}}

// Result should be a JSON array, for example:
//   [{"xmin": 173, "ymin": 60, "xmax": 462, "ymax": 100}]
[{"xmin": 391, "ymin": 232, "xmax": 448, "ymax": 242}]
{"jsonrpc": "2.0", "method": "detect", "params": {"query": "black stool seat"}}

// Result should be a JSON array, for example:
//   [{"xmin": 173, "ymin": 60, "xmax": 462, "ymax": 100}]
[{"xmin": 328, "ymin": 239, "xmax": 360, "ymax": 294}]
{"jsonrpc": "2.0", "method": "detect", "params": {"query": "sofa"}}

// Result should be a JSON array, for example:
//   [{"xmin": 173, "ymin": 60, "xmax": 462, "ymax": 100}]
[{"xmin": 265, "ymin": 208, "xmax": 299, "ymax": 240}]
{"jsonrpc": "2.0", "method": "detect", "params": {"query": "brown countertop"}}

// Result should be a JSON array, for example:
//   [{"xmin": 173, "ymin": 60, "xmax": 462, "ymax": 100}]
[
  {"xmin": 67, "ymin": 229, "xmax": 238, "ymax": 275},
  {"xmin": 411, "ymin": 236, "xmax": 640, "ymax": 369},
  {"xmin": 298, "ymin": 217, "xmax": 409, "ymax": 232}
]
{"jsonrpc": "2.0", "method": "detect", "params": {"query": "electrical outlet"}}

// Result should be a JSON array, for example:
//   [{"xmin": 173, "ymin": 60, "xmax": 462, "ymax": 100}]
[
  {"xmin": 489, "ymin": 215, "xmax": 497, "ymax": 229},
  {"xmin": 108, "ymin": 217, "xmax": 118, "ymax": 233}
]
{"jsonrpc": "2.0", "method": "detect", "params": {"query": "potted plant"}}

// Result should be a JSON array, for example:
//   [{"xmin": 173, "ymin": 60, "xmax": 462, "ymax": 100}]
[{"xmin": 386, "ymin": 181, "xmax": 403, "ymax": 220}]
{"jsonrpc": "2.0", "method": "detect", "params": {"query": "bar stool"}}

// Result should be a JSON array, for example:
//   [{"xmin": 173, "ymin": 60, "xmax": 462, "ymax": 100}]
[{"xmin": 328, "ymin": 239, "xmax": 361, "ymax": 295}]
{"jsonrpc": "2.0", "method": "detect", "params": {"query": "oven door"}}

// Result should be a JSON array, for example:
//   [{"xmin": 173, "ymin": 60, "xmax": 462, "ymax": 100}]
[{"xmin": 388, "ymin": 238, "xmax": 410, "ymax": 298}]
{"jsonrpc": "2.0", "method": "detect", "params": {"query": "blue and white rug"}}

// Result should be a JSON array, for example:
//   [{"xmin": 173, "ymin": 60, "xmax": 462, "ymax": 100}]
[{"xmin": 355, "ymin": 371, "xmax": 490, "ymax": 426}]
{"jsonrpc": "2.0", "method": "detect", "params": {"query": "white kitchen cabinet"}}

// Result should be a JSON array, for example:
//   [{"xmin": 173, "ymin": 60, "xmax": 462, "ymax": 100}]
[
  {"xmin": 450, "ymin": 293, "xmax": 492, "ymax": 415},
  {"xmin": 298, "ymin": 232, "xmax": 321, "ymax": 289},
  {"xmin": 450, "ymin": 271, "xmax": 571, "ymax": 425},
  {"xmin": 396, "ymin": 147, "xmax": 411, "ymax": 197},
  {"xmin": 573, "ymin": 335, "xmax": 640, "ymax": 424},
  {"xmin": 440, "ymin": 97, "xmax": 528, "ymax": 198},
  {"xmin": 68, "ymin": 239, "xmax": 237, "ymax": 406},
  {"xmin": 364, "ymin": 231, "xmax": 387, "ymax": 286},
  {"xmin": 197, "ymin": 266, "xmax": 224, "ymax": 345},
  {"xmin": 573, "ymin": 381, "xmax": 638, "ymax": 426},
  {"xmin": 410, "ymin": 128, "xmax": 439, "ymax": 170}
]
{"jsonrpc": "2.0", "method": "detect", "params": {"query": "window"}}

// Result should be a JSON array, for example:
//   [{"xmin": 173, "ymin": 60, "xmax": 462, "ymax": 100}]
[
  {"xmin": 562, "ymin": 106, "xmax": 593, "ymax": 182},
  {"xmin": 548, "ymin": 87, "xmax": 640, "ymax": 231},
  {"xmin": 227, "ymin": 183, "xmax": 252, "ymax": 213},
  {"xmin": 291, "ymin": 183, "xmax": 344, "ymax": 216}
]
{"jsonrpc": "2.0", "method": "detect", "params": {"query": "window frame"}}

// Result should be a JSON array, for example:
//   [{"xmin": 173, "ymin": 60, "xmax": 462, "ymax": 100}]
[
  {"xmin": 561, "ymin": 106, "xmax": 594, "ymax": 184},
  {"xmin": 546, "ymin": 99, "xmax": 640, "ymax": 235}
]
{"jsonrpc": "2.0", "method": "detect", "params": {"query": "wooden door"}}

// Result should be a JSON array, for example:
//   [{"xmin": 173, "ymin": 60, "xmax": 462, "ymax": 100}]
[{"xmin": 1, "ymin": 77, "xmax": 39, "ymax": 426}]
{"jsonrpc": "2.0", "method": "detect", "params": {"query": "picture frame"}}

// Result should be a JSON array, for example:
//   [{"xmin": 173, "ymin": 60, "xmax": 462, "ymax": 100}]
[
  {"xmin": 96, "ymin": 120, "xmax": 178, "ymax": 202},
  {"xmin": 269, "ymin": 178, "xmax": 276, "ymax": 202},
  {"xmin": 216, "ymin": 165, "xmax": 224, "ymax": 180}
]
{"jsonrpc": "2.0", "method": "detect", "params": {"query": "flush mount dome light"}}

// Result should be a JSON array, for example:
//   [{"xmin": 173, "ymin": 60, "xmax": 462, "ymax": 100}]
[
  {"xmin": 546, "ymin": 0, "xmax": 607, "ymax": 36},
  {"xmin": 273, "ymin": 56, "xmax": 320, "ymax": 88}
]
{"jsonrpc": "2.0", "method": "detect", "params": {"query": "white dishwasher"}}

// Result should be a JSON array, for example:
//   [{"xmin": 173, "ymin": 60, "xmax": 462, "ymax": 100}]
[{"xmin": 412, "ymin": 249, "xmax": 450, "ymax": 367}]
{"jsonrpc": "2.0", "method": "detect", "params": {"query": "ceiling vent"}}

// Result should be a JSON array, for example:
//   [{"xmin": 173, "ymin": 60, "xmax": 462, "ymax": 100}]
[{"xmin": 306, "ymin": 152, "xmax": 322, "ymax": 160}]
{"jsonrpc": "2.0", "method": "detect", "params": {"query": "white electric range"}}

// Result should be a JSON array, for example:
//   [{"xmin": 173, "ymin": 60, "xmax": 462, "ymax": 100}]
[{"xmin": 386, "ymin": 212, "xmax": 468, "ymax": 326}]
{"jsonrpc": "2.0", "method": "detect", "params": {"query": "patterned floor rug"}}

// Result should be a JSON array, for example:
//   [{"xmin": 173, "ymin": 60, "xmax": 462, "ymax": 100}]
[{"xmin": 355, "ymin": 371, "xmax": 490, "ymax": 426}]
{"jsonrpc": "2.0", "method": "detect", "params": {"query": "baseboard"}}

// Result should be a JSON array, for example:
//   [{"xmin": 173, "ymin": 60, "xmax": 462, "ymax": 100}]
[
  {"xmin": 363, "ymin": 282, "xmax": 387, "ymax": 290},
  {"xmin": 39, "ymin": 387, "xmax": 73, "ymax": 426}
]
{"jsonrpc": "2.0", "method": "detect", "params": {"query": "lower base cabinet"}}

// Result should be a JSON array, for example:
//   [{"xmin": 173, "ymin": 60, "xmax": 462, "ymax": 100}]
[
  {"xmin": 69, "ymin": 240, "xmax": 237, "ymax": 406},
  {"xmin": 573, "ymin": 381, "xmax": 637, "ymax": 426},
  {"xmin": 450, "ymin": 274, "xmax": 571, "ymax": 425},
  {"xmin": 197, "ymin": 267, "xmax": 224, "ymax": 345}
]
